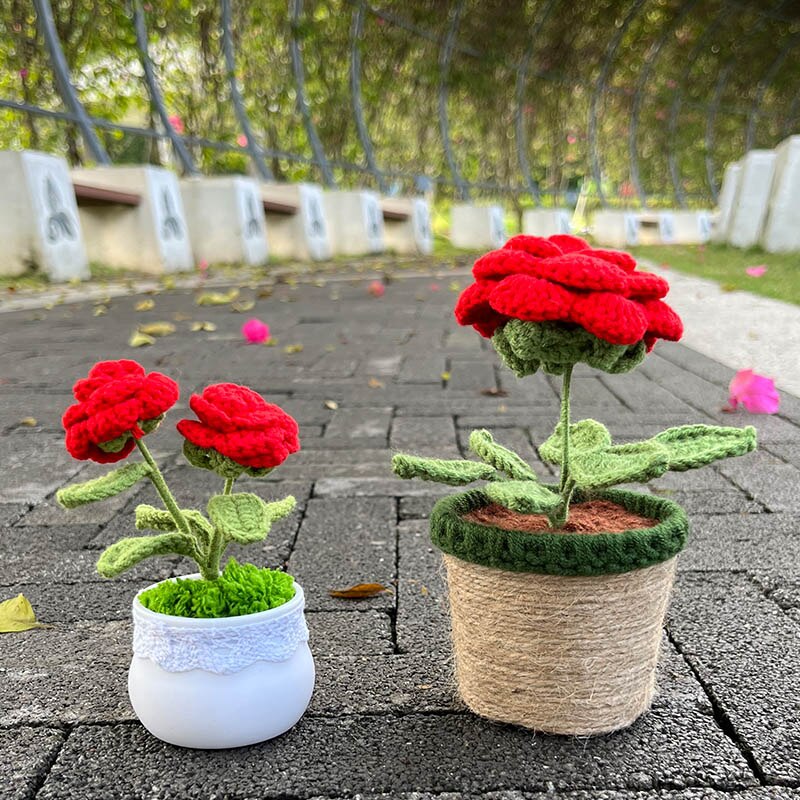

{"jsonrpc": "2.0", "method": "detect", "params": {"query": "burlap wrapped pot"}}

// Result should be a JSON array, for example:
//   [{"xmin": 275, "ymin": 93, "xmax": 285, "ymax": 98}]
[{"xmin": 429, "ymin": 487, "xmax": 689, "ymax": 736}]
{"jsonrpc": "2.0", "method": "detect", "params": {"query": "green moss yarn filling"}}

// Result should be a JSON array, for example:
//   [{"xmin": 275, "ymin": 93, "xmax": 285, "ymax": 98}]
[
  {"xmin": 139, "ymin": 559, "xmax": 296, "ymax": 618},
  {"xmin": 429, "ymin": 488, "xmax": 689, "ymax": 577}
]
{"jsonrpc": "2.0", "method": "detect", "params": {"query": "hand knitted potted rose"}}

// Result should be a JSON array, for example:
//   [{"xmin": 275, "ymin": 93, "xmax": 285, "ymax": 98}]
[
  {"xmin": 393, "ymin": 234, "xmax": 756, "ymax": 736},
  {"xmin": 57, "ymin": 360, "xmax": 312, "ymax": 749}
]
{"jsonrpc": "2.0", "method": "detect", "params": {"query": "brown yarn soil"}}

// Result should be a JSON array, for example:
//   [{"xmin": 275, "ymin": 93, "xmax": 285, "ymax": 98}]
[{"xmin": 464, "ymin": 500, "xmax": 658, "ymax": 535}]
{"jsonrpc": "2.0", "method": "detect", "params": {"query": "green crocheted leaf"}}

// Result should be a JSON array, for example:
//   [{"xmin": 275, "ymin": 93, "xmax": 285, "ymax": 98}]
[
  {"xmin": 570, "ymin": 441, "xmax": 670, "ymax": 490},
  {"xmin": 57, "ymin": 462, "xmax": 151, "ymax": 509},
  {"xmin": 538, "ymin": 419, "xmax": 612, "ymax": 465},
  {"xmin": 484, "ymin": 480, "xmax": 561, "ymax": 514},
  {"xmin": 97, "ymin": 533, "xmax": 197, "ymax": 578},
  {"xmin": 134, "ymin": 505, "xmax": 213, "ymax": 546},
  {"xmin": 468, "ymin": 429, "xmax": 537, "ymax": 481},
  {"xmin": 263, "ymin": 496, "xmax": 297, "ymax": 523},
  {"xmin": 654, "ymin": 424, "xmax": 757, "ymax": 472},
  {"xmin": 208, "ymin": 492, "xmax": 271, "ymax": 544},
  {"xmin": 392, "ymin": 454, "xmax": 495, "ymax": 485},
  {"xmin": 493, "ymin": 320, "xmax": 646, "ymax": 377}
]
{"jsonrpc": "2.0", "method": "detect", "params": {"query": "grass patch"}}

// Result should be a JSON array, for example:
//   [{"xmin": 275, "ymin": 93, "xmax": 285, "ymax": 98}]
[
  {"xmin": 139, "ymin": 559, "xmax": 295, "ymax": 618},
  {"xmin": 632, "ymin": 243, "xmax": 800, "ymax": 306}
]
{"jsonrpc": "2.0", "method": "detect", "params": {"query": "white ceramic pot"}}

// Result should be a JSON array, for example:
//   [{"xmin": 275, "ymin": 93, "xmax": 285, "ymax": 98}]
[{"xmin": 128, "ymin": 577, "xmax": 314, "ymax": 749}]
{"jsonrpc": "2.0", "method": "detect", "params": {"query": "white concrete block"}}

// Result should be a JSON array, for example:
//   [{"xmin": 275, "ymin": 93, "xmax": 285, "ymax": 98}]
[
  {"xmin": 522, "ymin": 209, "xmax": 572, "ymax": 237},
  {"xmin": 450, "ymin": 204, "xmax": 506, "ymax": 250},
  {"xmin": 180, "ymin": 176, "xmax": 268, "ymax": 266},
  {"xmin": 381, "ymin": 197, "xmax": 432, "ymax": 255},
  {"xmin": 70, "ymin": 165, "xmax": 193, "ymax": 274},
  {"xmin": 0, "ymin": 150, "xmax": 89, "ymax": 280},
  {"xmin": 261, "ymin": 183, "xmax": 331, "ymax": 261},
  {"xmin": 711, "ymin": 162, "xmax": 741, "ymax": 243},
  {"xmin": 591, "ymin": 210, "xmax": 640, "ymax": 247},
  {"xmin": 323, "ymin": 190, "xmax": 384, "ymax": 256},
  {"xmin": 761, "ymin": 135, "xmax": 800, "ymax": 252},
  {"xmin": 727, "ymin": 150, "xmax": 776, "ymax": 249},
  {"xmin": 661, "ymin": 211, "xmax": 712, "ymax": 245}
]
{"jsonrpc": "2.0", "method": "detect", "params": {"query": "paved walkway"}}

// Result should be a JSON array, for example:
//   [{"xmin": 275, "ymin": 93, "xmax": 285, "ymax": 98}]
[{"xmin": 2, "ymin": 267, "xmax": 800, "ymax": 799}]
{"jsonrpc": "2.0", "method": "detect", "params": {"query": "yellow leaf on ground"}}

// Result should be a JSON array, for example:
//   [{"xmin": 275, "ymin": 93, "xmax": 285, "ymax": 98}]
[
  {"xmin": 283, "ymin": 344, "xmax": 304, "ymax": 354},
  {"xmin": 440, "ymin": 372, "xmax": 451, "ymax": 382},
  {"xmin": 449, "ymin": 281, "xmax": 461, "ymax": 292},
  {"xmin": 231, "ymin": 300, "xmax": 255, "ymax": 313},
  {"xmin": 135, "ymin": 299, "xmax": 155, "ymax": 311},
  {"xmin": 324, "ymin": 400, "xmax": 339, "ymax": 410},
  {"xmin": 138, "ymin": 322, "xmax": 175, "ymax": 337},
  {"xmin": 0, "ymin": 594, "xmax": 47, "ymax": 633},
  {"xmin": 265, "ymin": 337, "xmax": 278, "ymax": 346},
  {"xmin": 93, "ymin": 305, "xmax": 108, "ymax": 317},
  {"xmin": 191, "ymin": 321, "xmax": 217, "ymax": 332},
  {"xmin": 18, "ymin": 417, "xmax": 37, "ymax": 427},
  {"xmin": 328, "ymin": 583, "xmax": 391, "ymax": 599},
  {"xmin": 196, "ymin": 288, "xmax": 239, "ymax": 306},
  {"xmin": 368, "ymin": 378, "xmax": 384, "ymax": 389},
  {"xmin": 173, "ymin": 312, "xmax": 192, "ymax": 321},
  {"xmin": 129, "ymin": 331, "xmax": 155, "ymax": 347}
]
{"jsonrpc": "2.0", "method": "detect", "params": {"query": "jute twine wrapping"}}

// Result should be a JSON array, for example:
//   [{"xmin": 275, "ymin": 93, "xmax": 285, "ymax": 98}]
[{"xmin": 443, "ymin": 553, "xmax": 677, "ymax": 736}]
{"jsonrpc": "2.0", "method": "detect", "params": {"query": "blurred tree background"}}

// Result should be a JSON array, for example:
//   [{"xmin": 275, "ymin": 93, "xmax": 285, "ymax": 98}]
[{"xmin": 1, "ymin": 0, "xmax": 798, "ymax": 213}]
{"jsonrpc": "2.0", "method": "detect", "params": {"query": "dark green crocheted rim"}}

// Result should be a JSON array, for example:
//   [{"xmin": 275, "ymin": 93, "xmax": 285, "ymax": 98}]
[{"xmin": 429, "ymin": 487, "xmax": 689, "ymax": 577}]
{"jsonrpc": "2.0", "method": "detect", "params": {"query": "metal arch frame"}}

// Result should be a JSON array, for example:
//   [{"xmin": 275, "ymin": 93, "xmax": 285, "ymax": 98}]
[
  {"xmin": 704, "ymin": 0, "xmax": 789, "ymax": 201},
  {"xmin": 131, "ymin": 0, "xmax": 198, "ymax": 176},
  {"xmin": 220, "ymin": 0, "xmax": 273, "ymax": 181},
  {"xmin": 438, "ymin": 0, "xmax": 469, "ymax": 201},
  {"xmin": 587, "ymin": 0, "xmax": 649, "ymax": 208},
  {"xmin": 32, "ymin": 0, "xmax": 109, "ymax": 164},
  {"xmin": 666, "ymin": 4, "xmax": 733, "ymax": 208},
  {"xmin": 514, "ymin": 0, "xmax": 560, "ymax": 205},
  {"xmin": 289, "ymin": 0, "xmax": 335, "ymax": 187},
  {"xmin": 629, "ymin": 0, "xmax": 700, "ymax": 207},
  {"xmin": 349, "ymin": 0, "xmax": 386, "ymax": 192},
  {"xmin": 745, "ymin": 31, "xmax": 800, "ymax": 152}
]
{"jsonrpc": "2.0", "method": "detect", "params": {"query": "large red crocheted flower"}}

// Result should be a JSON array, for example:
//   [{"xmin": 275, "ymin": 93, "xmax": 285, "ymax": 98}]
[
  {"xmin": 63, "ymin": 360, "xmax": 179, "ymax": 463},
  {"xmin": 177, "ymin": 384, "xmax": 300, "ymax": 469},
  {"xmin": 454, "ymin": 234, "xmax": 682, "ymax": 350}
]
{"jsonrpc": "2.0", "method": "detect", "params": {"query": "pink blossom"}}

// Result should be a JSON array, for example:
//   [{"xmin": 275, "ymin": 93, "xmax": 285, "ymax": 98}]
[
  {"xmin": 19, "ymin": 68, "xmax": 28, "ymax": 80},
  {"xmin": 242, "ymin": 318, "xmax": 270, "ymax": 344},
  {"xmin": 198, "ymin": 258, "xmax": 209, "ymax": 273},
  {"xmin": 567, "ymin": 135, "xmax": 577, "ymax": 145},
  {"xmin": 745, "ymin": 265, "xmax": 767, "ymax": 278},
  {"xmin": 728, "ymin": 369, "xmax": 779, "ymax": 414},
  {"xmin": 368, "ymin": 280, "xmax": 385, "ymax": 298},
  {"xmin": 429, "ymin": 283, "xmax": 440, "ymax": 292},
  {"xmin": 168, "ymin": 114, "xmax": 184, "ymax": 135},
  {"xmin": 237, "ymin": 134, "xmax": 248, "ymax": 148}
]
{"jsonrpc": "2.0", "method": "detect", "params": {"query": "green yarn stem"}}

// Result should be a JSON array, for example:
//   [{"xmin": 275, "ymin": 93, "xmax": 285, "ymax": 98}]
[
  {"xmin": 135, "ymin": 439, "xmax": 192, "ymax": 541},
  {"xmin": 550, "ymin": 363, "xmax": 575, "ymax": 528},
  {"xmin": 223, "ymin": 477, "xmax": 235, "ymax": 496}
]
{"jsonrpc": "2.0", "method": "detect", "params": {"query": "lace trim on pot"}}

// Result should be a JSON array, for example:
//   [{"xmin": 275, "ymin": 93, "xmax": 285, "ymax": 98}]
[{"xmin": 133, "ymin": 602, "xmax": 309, "ymax": 674}]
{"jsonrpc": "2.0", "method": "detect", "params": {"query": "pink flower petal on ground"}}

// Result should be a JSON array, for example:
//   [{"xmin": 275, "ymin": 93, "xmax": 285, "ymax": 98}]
[
  {"xmin": 19, "ymin": 68, "xmax": 29, "ymax": 80},
  {"xmin": 429, "ymin": 283, "xmax": 440, "ymax": 291},
  {"xmin": 242, "ymin": 319, "xmax": 270, "ymax": 344},
  {"xmin": 728, "ymin": 369, "xmax": 780, "ymax": 414},
  {"xmin": 745, "ymin": 265, "xmax": 767, "ymax": 278},
  {"xmin": 368, "ymin": 280, "xmax": 385, "ymax": 297},
  {"xmin": 237, "ymin": 134, "xmax": 248, "ymax": 147},
  {"xmin": 168, "ymin": 114, "xmax": 184, "ymax": 135}
]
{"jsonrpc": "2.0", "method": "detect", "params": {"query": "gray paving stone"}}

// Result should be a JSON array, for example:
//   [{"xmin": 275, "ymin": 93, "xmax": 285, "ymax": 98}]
[
  {"xmin": 765, "ymin": 442, "xmax": 800, "ymax": 469},
  {"xmin": 0, "ymin": 503, "xmax": 27, "ymax": 526},
  {"xmin": 307, "ymin": 610, "xmax": 393, "ymax": 656},
  {"xmin": 288, "ymin": 497, "xmax": 396, "ymax": 612},
  {"xmin": 647, "ymin": 490, "xmax": 765, "ymax": 515},
  {"xmin": 36, "ymin": 700, "xmax": 753, "ymax": 800},
  {"xmin": 0, "ymin": 727, "xmax": 65, "ymax": 800},
  {"xmin": 398, "ymin": 354, "xmax": 447, "ymax": 384},
  {"xmin": 716, "ymin": 451, "xmax": 800, "ymax": 512},
  {"xmin": 669, "ymin": 572, "xmax": 800, "ymax": 783},
  {"xmin": 0, "ymin": 433, "xmax": 82, "ymax": 504},
  {"xmin": 446, "ymin": 360, "xmax": 497, "ymax": 393},
  {"xmin": 399, "ymin": 496, "xmax": 444, "ymax": 519},
  {"xmin": 314, "ymin": 477, "xmax": 453, "ymax": 498},
  {"xmin": 678, "ymin": 514, "xmax": 800, "ymax": 573},
  {"xmin": 324, "ymin": 407, "xmax": 392, "ymax": 440},
  {"xmin": 391, "ymin": 416, "xmax": 459, "ymax": 451},
  {"xmin": 1, "ymin": 581, "xmax": 140, "ymax": 623}
]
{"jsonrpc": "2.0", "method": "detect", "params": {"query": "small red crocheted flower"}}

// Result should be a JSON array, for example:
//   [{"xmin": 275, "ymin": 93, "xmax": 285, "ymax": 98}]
[
  {"xmin": 177, "ymin": 383, "xmax": 300, "ymax": 470},
  {"xmin": 63, "ymin": 360, "xmax": 179, "ymax": 463},
  {"xmin": 455, "ymin": 234, "xmax": 682, "ymax": 350}
]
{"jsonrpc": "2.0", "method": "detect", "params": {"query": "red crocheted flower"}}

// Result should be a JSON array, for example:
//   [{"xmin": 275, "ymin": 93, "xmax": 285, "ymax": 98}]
[
  {"xmin": 63, "ymin": 360, "xmax": 179, "ymax": 463},
  {"xmin": 455, "ymin": 234, "xmax": 682, "ymax": 350},
  {"xmin": 177, "ymin": 384, "xmax": 300, "ymax": 469}
]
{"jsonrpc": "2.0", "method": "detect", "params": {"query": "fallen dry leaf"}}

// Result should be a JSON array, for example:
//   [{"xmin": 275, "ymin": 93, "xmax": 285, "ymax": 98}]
[
  {"xmin": 161, "ymin": 275, "xmax": 176, "ymax": 289},
  {"xmin": 368, "ymin": 377, "xmax": 385, "ymax": 389},
  {"xmin": 283, "ymin": 344, "xmax": 304, "ymax": 354},
  {"xmin": 173, "ymin": 312, "xmax": 192, "ymax": 322},
  {"xmin": 324, "ymin": 400, "xmax": 339, "ymax": 410},
  {"xmin": 135, "ymin": 299, "xmax": 155, "ymax": 311},
  {"xmin": 191, "ymin": 321, "xmax": 217, "ymax": 332},
  {"xmin": 265, "ymin": 337, "xmax": 278, "ymax": 347},
  {"xmin": 440, "ymin": 371, "xmax": 451, "ymax": 382},
  {"xmin": 480, "ymin": 388, "xmax": 508, "ymax": 397},
  {"xmin": 231, "ymin": 300, "xmax": 256, "ymax": 313},
  {"xmin": 18, "ymin": 417, "xmax": 37, "ymax": 427},
  {"xmin": 93, "ymin": 305, "xmax": 108, "ymax": 317},
  {"xmin": 257, "ymin": 288, "xmax": 273, "ymax": 299},
  {"xmin": 196, "ymin": 288, "xmax": 239, "ymax": 306},
  {"xmin": 0, "ymin": 594, "xmax": 48, "ymax": 633},
  {"xmin": 448, "ymin": 280, "xmax": 461, "ymax": 292},
  {"xmin": 129, "ymin": 331, "xmax": 155, "ymax": 348},
  {"xmin": 138, "ymin": 322, "xmax": 176, "ymax": 337},
  {"xmin": 328, "ymin": 583, "xmax": 391, "ymax": 599}
]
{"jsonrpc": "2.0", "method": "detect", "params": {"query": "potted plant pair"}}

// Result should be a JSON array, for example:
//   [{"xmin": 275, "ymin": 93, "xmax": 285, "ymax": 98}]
[
  {"xmin": 393, "ymin": 233, "xmax": 756, "ymax": 736},
  {"xmin": 57, "ymin": 360, "xmax": 311, "ymax": 749}
]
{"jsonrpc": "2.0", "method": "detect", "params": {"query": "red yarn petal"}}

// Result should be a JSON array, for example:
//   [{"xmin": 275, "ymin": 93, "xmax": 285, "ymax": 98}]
[
  {"xmin": 578, "ymin": 248, "xmax": 637, "ymax": 273},
  {"xmin": 533, "ymin": 253, "xmax": 631, "ymax": 293},
  {"xmin": 642, "ymin": 299, "xmax": 683, "ymax": 341},
  {"xmin": 73, "ymin": 360, "xmax": 144, "ymax": 401},
  {"xmin": 138, "ymin": 373, "xmax": 179, "ymax": 420},
  {"xmin": 502, "ymin": 235, "xmax": 562, "ymax": 258},
  {"xmin": 472, "ymin": 249, "xmax": 535, "ymax": 281},
  {"xmin": 547, "ymin": 234, "xmax": 590, "ymax": 253},
  {"xmin": 488, "ymin": 274, "xmax": 575, "ymax": 322},
  {"xmin": 454, "ymin": 280, "xmax": 507, "ymax": 337},
  {"xmin": 625, "ymin": 270, "xmax": 669, "ymax": 300},
  {"xmin": 189, "ymin": 391, "xmax": 237, "ymax": 432},
  {"xmin": 570, "ymin": 292, "xmax": 649, "ymax": 346}
]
